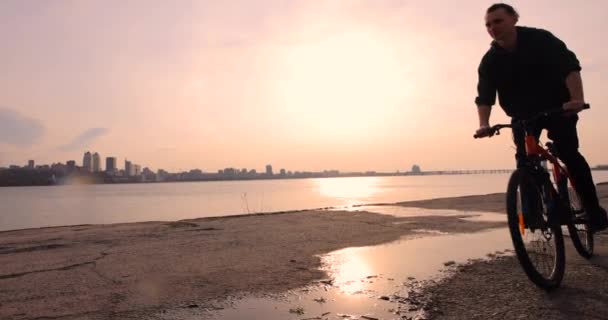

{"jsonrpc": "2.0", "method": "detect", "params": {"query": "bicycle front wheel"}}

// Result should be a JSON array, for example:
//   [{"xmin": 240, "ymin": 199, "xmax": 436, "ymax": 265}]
[
  {"xmin": 506, "ymin": 168, "xmax": 565, "ymax": 290},
  {"xmin": 566, "ymin": 183, "xmax": 594, "ymax": 259}
]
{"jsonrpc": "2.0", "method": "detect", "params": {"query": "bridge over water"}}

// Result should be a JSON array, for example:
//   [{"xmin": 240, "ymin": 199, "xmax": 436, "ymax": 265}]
[{"xmin": 410, "ymin": 169, "xmax": 514, "ymax": 175}]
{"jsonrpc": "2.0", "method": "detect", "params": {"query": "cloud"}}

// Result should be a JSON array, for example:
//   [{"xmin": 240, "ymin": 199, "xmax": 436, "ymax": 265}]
[
  {"xmin": 0, "ymin": 107, "xmax": 45, "ymax": 146},
  {"xmin": 58, "ymin": 127, "xmax": 108, "ymax": 151}
]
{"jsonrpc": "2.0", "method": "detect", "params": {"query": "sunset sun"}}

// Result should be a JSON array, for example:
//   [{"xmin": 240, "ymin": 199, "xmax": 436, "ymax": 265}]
[{"xmin": 273, "ymin": 30, "xmax": 410, "ymax": 141}]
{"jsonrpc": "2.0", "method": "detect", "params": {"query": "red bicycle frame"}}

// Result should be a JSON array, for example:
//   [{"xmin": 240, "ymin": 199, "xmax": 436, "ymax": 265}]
[{"xmin": 524, "ymin": 135, "xmax": 576, "ymax": 192}]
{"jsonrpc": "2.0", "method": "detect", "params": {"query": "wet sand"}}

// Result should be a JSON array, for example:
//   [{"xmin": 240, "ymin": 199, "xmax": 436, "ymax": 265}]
[
  {"xmin": 1, "ymin": 184, "xmax": 607, "ymax": 319},
  {"xmin": 0, "ymin": 209, "xmax": 501, "ymax": 319}
]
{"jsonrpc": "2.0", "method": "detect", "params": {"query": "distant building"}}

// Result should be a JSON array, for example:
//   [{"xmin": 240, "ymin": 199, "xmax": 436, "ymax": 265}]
[
  {"xmin": 185, "ymin": 169, "xmax": 203, "ymax": 180},
  {"xmin": 92, "ymin": 153, "xmax": 101, "ymax": 172},
  {"xmin": 323, "ymin": 170, "xmax": 339, "ymax": 177},
  {"xmin": 157, "ymin": 169, "xmax": 169, "ymax": 182},
  {"xmin": 280, "ymin": 169, "xmax": 286, "ymax": 176},
  {"xmin": 266, "ymin": 164, "xmax": 273, "ymax": 176},
  {"xmin": 125, "ymin": 160, "xmax": 133, "ymax": 176},
  {"xmin": 411, "ymin": 165, "xmax": 422, "ymax": 175},
  {"xmin": 83, "ymin": 152, "xmax": 93, "ymax": 172},
  {"xmin": 223, "ymin": 168, "xmax": 237, "ymax": 177},
  {"xmin": 66, "ymin": 160, "xmax": 76, "ymax": 172},
  {"xmin": 134, "ymin": 164, "xmax": 141, "ymax": 176},
  {"xmin": 105, "ymin": 157, "xmax": 117, "ymax": 174},
  {"xmin": 51, "ymin": 163, "xmax": 68, "ymax": 175},
  {"xmin": 141, "ymin": 167, "xmax": 156, "ymax": 182},
  {"xmin": 27, "ymin": 160, "xmax": 35, "ymax": 169}
]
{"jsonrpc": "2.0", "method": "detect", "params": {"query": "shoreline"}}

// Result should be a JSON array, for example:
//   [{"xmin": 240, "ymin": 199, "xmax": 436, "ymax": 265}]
[
  {"xmin": 1, "ymin": 184, "xmax": 607, "ymax": 319},
  {"xmin": 0, "ymin": 171, "xmax": 520, "ymax": 188},
  {"xmin": 0, "ymin": 201, "xmax": 504, "ymax": 319},
  {"xmin": 7, "ymin": 180, "xmax": 606, "ymax": 233},
  {"xmin": 0, "ymin": 188, "xmax": 510, "ymax": 233},
  {"xmin": 2, "ymin": 178, "xmax": 607, "ymax": 233},
  {"xmin": 2, "ymin": 171, "xmax": 607, "ymax": 189}
]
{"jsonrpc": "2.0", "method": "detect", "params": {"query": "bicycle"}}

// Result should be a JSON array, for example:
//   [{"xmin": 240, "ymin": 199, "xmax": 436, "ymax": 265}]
[{"xmin": 474, "ymin": 104, "xmax": 593, "ymax": 290}]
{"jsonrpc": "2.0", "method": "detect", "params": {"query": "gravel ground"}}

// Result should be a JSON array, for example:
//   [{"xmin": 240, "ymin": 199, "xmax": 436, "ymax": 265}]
[{"xmin": 408, "ymin": 184, "xmax": 608, "ymax": 320}]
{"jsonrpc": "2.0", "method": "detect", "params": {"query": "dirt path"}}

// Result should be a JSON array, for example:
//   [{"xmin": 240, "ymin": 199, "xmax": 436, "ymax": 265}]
[
  {"xmin": 401, "ymin": 184, "xmax": 608, "ymax": 320},
  {"xmin": 420, "ymin": 236, "xmax": 608, "ymax": 320}
]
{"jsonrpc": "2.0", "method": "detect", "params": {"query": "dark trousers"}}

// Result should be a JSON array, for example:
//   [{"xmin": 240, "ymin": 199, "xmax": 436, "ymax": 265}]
[{"xmin": 512, "ymin": 114, "xmax": 601, "ymax": 214}]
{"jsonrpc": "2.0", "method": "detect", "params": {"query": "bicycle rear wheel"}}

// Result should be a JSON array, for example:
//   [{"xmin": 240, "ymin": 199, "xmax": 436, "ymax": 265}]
[
  {"xmin": 506, "ymin": 168, "xmax": 565, "ymax": 290},
  {"xmin": 566, "ymin": 183, "xmax": 594, "ymax": 259}
]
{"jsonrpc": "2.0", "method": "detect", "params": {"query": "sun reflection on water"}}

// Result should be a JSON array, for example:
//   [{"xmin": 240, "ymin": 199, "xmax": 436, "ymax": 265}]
[
  {"xmin": 324, "ymin": 248, "xmax": 373, "ymax": 295},
  {"xmin": 314, "ymin": 177, "xmax": 381, "ymax": 206}
]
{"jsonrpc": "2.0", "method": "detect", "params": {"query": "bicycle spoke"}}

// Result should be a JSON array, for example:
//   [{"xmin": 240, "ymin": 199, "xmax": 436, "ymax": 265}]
[
  {"xmin": 567, "ymin": 184, "xmax": 594, "ymax": 258},
  {"xmin": 516, "ymin": 183, "xmax": 558, "ymax": 280}
]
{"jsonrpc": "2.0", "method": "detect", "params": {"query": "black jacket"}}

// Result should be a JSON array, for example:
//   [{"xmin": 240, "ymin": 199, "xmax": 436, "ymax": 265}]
[{"xmin": 475, "ymin": 26, "xmax": 581, "ymax": 119}]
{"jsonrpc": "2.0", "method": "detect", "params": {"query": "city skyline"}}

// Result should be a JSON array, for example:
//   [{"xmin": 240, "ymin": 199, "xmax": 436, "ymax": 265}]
[
  {"xmin": 2, "ymin": 148, "xmax": 607, "ymax": 187},
  {"xmin": 1, "ymin": 1, "xmax": 608, "ymax": 172},
  {"xmin": 0, "ymin": 151, "xmax": 426, "ymax": 176},
  {"xmin": 5, "ymin": 151, "xmax": 607, "ymax": 177}
]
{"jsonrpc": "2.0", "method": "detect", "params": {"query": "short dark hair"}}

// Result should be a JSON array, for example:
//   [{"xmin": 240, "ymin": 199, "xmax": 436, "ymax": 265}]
[{"xmin": 487, "ymin": 3, "xmax": 519, "ymax": 17}]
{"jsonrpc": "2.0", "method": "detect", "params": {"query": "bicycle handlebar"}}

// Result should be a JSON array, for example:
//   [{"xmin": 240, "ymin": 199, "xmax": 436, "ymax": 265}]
[{"xmin": 473, "ymin": 104, "xmax": 590, "ymax": 139}]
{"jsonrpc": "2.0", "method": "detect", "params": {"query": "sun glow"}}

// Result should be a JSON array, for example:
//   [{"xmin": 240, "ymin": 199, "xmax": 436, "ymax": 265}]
[
  {"xmin": 315, "ymin": 177, "xmax": 381, "ymax": 206},
  {"xmin": 324, "ymin": 247, "xmax": 374, "ymax": 295},
  {"xmin": 273, "ymin": 30, "xmax": 411, "ymax": 141}
]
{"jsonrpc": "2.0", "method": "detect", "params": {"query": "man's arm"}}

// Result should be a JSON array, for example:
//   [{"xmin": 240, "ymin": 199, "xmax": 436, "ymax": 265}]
[
  {"xmin": 477, "ymin": 105, "xmax": 492, "ymax": 128},
  {"xmin": 475, "ymin": 54, "xmax": 496, "ymax": 135},
  {"xmin": 566, "ymin": 71, "xmax": 584, "ymax": 101},
  {"xmin": 538, "ymin": 30, "xmax": 586, "ymax": 112},
  {"xmin": 564, "ymin": 71, "xmax": 586, "ymax": 112}
]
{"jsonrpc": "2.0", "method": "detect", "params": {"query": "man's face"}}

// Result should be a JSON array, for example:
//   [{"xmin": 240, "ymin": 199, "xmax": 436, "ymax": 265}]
[{"xmin": 485, "ymin": 8, "xmax": 517, "ymax": 41}]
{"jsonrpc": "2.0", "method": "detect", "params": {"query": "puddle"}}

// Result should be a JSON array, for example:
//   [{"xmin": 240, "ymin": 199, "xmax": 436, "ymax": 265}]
[
  {"xmin": 339, "ymin": 205, "xmax": 507, "ymax": 223},
  {"xmin": 183, "ymin": 227, "xmax": 513, "ymax": 320},
  {"xmin": 411, "ymin": 229, "xmax": 449, "ymax": 235}
]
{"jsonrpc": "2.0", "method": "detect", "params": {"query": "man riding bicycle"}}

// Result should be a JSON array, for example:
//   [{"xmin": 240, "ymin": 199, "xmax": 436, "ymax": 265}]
[{"xmin": 474, "ymin": 3, "xmax": 608, "ymax": 232}]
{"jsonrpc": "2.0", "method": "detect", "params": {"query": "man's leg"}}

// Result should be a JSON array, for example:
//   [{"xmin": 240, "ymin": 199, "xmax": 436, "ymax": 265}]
[
  {"xmin": 512, "ymin": 119, "xmax": 536, "ymax": 168},
  {"xmin": 547, "ymin": 115, "xmax": 608, "ymax": 231},
  {"xmin": 512, "ymin": 120, "xmax": 543, "ymax": 227}
]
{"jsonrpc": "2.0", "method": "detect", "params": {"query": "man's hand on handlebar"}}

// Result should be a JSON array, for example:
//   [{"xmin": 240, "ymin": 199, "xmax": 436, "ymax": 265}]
[
  {"xmin": 473, "ymin": 104, "xmax": 589, "ymax": 139},
  {"xmin": 474, "ymin": 125, "xmax": 494, "ymax": 138}
]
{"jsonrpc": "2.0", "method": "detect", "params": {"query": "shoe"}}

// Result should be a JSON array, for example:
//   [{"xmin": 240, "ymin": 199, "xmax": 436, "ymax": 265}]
[{"xmin": 589, "ymin": 207, "xmax": 608, "ymax": 233}]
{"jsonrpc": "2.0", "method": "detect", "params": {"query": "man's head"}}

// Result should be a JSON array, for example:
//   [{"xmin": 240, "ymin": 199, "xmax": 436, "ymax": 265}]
[{"xmin": 485, "ymin": 3, "xmax": 519, "ymax": 42}]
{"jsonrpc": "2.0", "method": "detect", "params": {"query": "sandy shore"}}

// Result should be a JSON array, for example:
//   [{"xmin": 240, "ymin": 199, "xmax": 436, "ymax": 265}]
[
  {"xmin": 0, "ymin": 209, "xmax": 501, "ymax": 319},
  {"xmin": 1, "ymin": 184, "xmax": 607, "ymax": 319}
]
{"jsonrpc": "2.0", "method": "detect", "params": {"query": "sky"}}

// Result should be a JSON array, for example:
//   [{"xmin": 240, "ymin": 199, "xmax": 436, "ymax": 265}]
[{"xmin": 1, "ymin": 0, "xmax": 607, "ymax": 172}]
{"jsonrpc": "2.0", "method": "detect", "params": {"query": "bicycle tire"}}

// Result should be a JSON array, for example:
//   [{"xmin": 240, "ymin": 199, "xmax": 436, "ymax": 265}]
[
  {"xmin": 506, "ymin": 168, "xmax": 565, "ymax": 290},
  {"xmin": 566, "ymin": 185, "xmax": 594, "ymax": 259}
]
